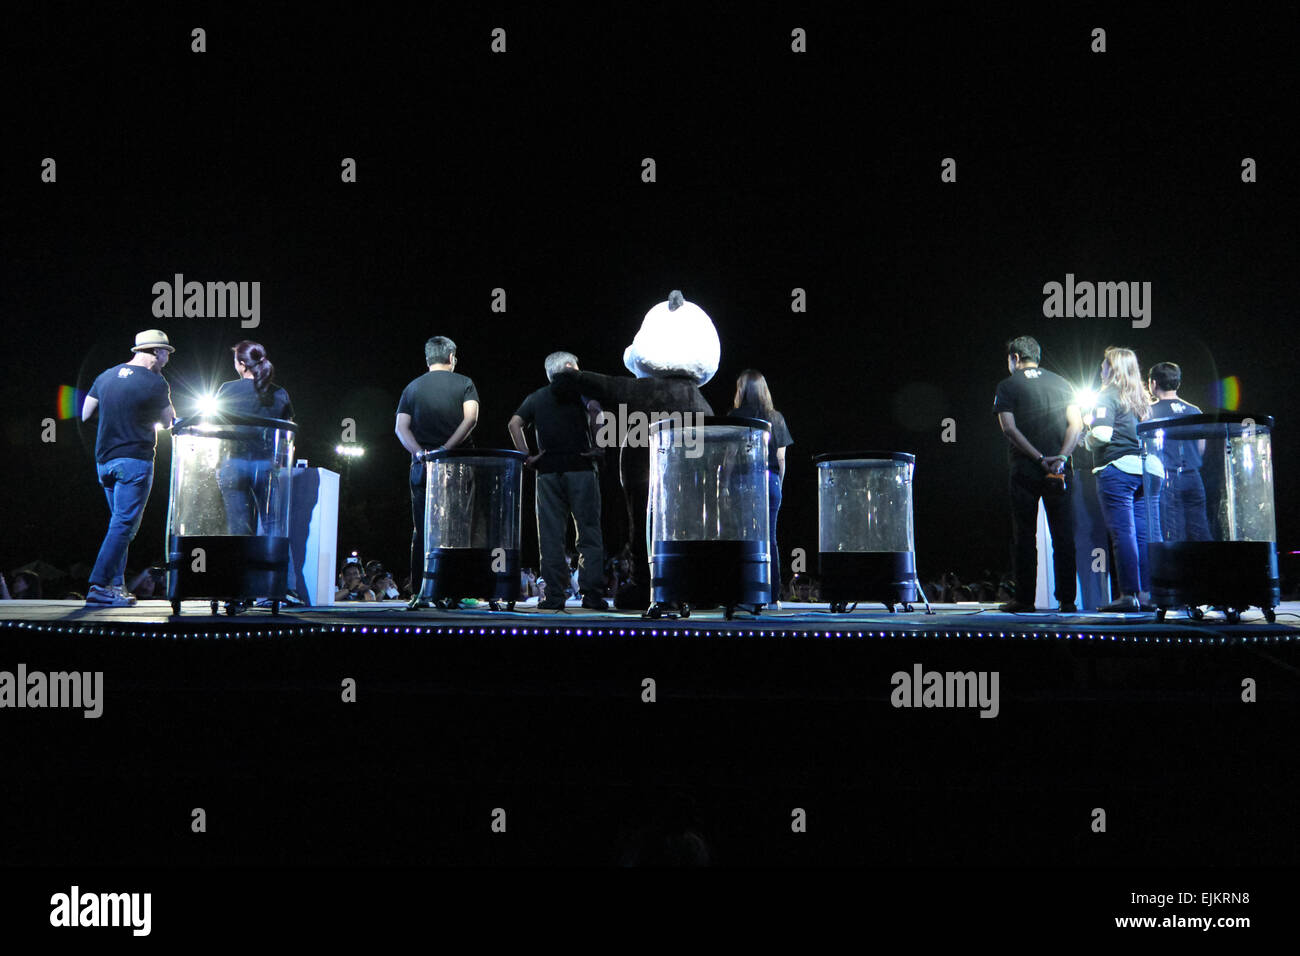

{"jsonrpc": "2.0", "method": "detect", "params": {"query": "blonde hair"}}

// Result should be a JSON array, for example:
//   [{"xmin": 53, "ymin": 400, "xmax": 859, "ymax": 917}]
[
  {"xmin": 732, "ymin": 369, "xmax": 775, "ymax": 416},
  {"xmin": 1101, "ymin": 347, "xmax": 1152, "ymax": 421}
]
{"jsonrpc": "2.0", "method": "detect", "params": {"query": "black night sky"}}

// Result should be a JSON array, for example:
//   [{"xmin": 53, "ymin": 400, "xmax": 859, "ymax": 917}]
[{"xmin": 3, "ymin": 6, "xmax": 1296, "ymax": 589}]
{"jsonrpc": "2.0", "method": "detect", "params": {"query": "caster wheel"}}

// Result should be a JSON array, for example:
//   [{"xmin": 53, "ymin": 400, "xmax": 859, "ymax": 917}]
[
  {"xmin": 507, "ymin": 601, "xmax": 516, "ymax": 612},
  {"xmin": 886, "ymin": 604, "xmax": 896, "ymax": 613},
  {"xmin": 724, "ymin": 606, "xmax": 736, "ymax": 621},
  {"xmin": 903, "ymin": 603, "xmax": 914, "ymax": 612},
  {"xmin": 210, "ymin": 601, "xmax": 219, "ymax": 615},
  {"xmin": 1265, "ymin": 607, "xmax": 1276, "ymax": 624},
  {"xmin": 642, "ymin": 605, "xmax": 663, "ymax": 620},
  {"xmin": 752, "ymin": 604, "xmax": 764, "ymax": 616},
  {"xmin": 1191, "ymin": 606, "xmax": 1205, "ymax": 621},
  {"xmin": 830, "ymin": 602, "xmax": 843, "ymax": 613},
  {"xmin": 225, "ymin": 603, "xmax": 237, "ymax": 616},
  {"xmin": 679, "ymin": 604, "xmax": 690, "ymax": 619},
  {"xmin": 271, "ymin": 601, "xmax": 280, "ymax": 617},
  {"xmin": 171, "ymin": 601, "xmax": 181, "ymax": 616},
  {"xmin": 1226, "ymin": 608, "xmax": 1242, "ymax": 624},
  {"xmin": 489, "ymin": 601, "xmax": 501, "ymax": 612},
  {"xmin": 1156, "ymin": 608, "xmax": 1167, "ymax": 622}
]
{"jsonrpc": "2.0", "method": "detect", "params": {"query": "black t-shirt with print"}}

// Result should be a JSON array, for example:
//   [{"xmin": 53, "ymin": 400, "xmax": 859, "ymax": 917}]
[
  {"xmin": 992, "ymin": 366, "xmax": 1074, "ymax": 466},
  {"xmin": 87, "ymin": 362, "xmax": 172, "ymax": 464},
  {"xmin": 1149, "ymin": 397, "xmax": 1203, "ymax": 470},
  {"xmin": 1091, "ymin": 386, "xmax": 1141, "ymax": 466}
]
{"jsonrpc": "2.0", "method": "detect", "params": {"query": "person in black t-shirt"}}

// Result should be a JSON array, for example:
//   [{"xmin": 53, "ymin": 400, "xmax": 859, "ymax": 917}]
[
  {"xmin": 215, "ymin": 341, "xmax": 295, "ymax": 536},
  {"xmin": 727, "ymin": 369, "xmax": 793, "ymax": 606},
  {"xmin": 1146, "ymin": 361, "xmax": 1210, "ymax": 542},
  {"xmin": 394, "ymin": 336, "xmax": 480, "ymax": 606},
  {"xmin": 992, "ymin": 336, "xmax": 1083, "ymax": 613},
  {"xmin": 81, "ymin": 329, "xmax": 177, "ymax": 607},
  {"xmin": 509, "ymin": 351, "xmax": 608, "ymax": 611}
]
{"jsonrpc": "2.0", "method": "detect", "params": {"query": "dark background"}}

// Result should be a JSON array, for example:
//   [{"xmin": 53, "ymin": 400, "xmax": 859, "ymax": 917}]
[{"xmin": 2, "ymin": 5, "xmax": 1296, "ymax": 588}]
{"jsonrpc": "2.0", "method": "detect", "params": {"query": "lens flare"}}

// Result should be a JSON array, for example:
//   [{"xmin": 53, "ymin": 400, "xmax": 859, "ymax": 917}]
[
  {"xmin": 1209, "ymin": 376, "xmax": 1241, "ymax": 411},
  {"xmin": 56, "ymin": 385, "xmax": 86, "ymax": 419}
]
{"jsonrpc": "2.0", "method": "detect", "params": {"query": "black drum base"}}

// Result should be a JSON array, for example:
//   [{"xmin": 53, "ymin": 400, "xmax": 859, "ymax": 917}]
[
  {"xmin": 1150, "ymin": 541, "xmax": 1280, "ymax": 612},
  {"xmin": 167, "ymin": 535, "xmax": 290, "ymax": 603},
  {"xmin": 651, "ymin": 540, "xmax": 769, "ymax": 608},
  {"xmin": 820, "ymin": 551, "xmax": 917, "ymax": 609},
  {"xmin": 422, "ymin": 548, "xmax": 520, "ymax": 603}
]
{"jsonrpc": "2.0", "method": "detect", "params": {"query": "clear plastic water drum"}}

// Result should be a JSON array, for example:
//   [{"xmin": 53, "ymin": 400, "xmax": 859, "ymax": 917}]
[
  {"xmin": 422, "ymin": 448, "xmax": 524, "ymax": 605},
  {"xmin": 166, "ymin": 412, "xmax": 296, "ymax": 613},
  {"xmin": 649, "ymin": 416, "xmax": 770, "ymax": 612},
  {"xmin": 1138, "ymin": 413, "xmax": 1279, "ymax": 621},
  {"xmin": 815, "ymin": 452, "xmax": 917, "ymax": 610}
]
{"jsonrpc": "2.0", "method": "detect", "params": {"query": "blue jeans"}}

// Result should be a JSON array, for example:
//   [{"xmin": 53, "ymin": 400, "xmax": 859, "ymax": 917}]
[
  {"xmin": 1095, "ymin": 466, "xmax": 1159, "ymax": 595},
  {"xmin": 768, "ymin": 471, "xmax": 783, "ymax": 603},
  {"xmin": 217, "ymin": 457, "xmax": 277, "ymax": 535},
  {"xmin": 90, "ymin": 457, "xmax": 155, "ymax": 587}
]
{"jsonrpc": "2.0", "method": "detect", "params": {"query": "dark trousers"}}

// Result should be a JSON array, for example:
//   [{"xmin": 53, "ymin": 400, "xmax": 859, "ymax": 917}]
[
  {"xmin": 536, "ymin": 469, "xmax": 604, "ymax": 598},
  {"xmin": 409, "ymin": 459, "xmax": 427, "ymax": 595},
  {"xmin": 1008, "ymin": 462, "xmax": 1077, "ymax": 606},
  {"xmin": 619, "ymin": 445, "xmax": 651, "ymax": 599},
  {"xmin": 1160, "ymin": 469, "xmax": 1210, "ymax": 542}
]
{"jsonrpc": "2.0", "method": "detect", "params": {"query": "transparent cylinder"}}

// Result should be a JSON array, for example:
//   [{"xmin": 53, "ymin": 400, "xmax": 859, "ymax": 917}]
[
  {"xmin": 815, "ymin": 453, "xmax": 917, "ymax": 607},
  {"xmin": 648, "ymin": 417, "xmax": 770, "ymax": 606},
  {"xmin": 422, "ymin": 450, "xmax": 523, "ymax": 601},
  {"xmin": 818, "ymin": 457, "xmax": 915, "ymax": 553},
  {"xmin": 166, "ymin": 413, "xmax": 296, "ymax": 601},
  {"xmin": 1138, "ymin": 414, "xmax": 1278, "ymax": 611}
]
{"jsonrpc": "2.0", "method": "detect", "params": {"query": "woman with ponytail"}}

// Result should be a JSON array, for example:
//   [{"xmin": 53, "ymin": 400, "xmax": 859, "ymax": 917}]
[
  {"xmin": 217, "ymin": 341, "xmax": 293, "ymax": 419},
  {"xmin": 1083, "ymin": 346, "xmax": 1164, "ymax": 611},
  {"xmin": 216, "ymin": 341, "xmax": 294, "ymax": 536}
]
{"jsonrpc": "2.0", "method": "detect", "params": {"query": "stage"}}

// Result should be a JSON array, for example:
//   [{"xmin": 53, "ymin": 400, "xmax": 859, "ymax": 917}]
[
  {"xmin": 3, "ymin": 597, "xmax": 1298, "ymax": 642},
  {"xmin": 3, "ymin": 597, "xmax": 1298, "ymax": 867}
]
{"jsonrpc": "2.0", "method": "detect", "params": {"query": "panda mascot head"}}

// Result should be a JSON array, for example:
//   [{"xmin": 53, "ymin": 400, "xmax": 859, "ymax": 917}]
[{"xmin": 623, "ymin": 290, "xmax": 720, "ymax": 386}]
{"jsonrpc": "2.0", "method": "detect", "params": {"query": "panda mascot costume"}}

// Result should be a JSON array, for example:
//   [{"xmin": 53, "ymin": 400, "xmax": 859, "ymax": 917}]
[{"xmin": 552, "ymin": 290, "xmax": 719, "ymax": 609}]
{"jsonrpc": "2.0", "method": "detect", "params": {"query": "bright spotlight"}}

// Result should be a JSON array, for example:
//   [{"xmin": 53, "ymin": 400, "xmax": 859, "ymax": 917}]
[
  {"xmin": 1075, "ymin": 387, "xmax": 1097, "ymax": 410},
  {"xmin": 335, "ymin": 444, "xmax": 365, "ymax": 458},
  {"xmin": 195, "ymin": 393, "xmax": 221, "ymax": 416}
]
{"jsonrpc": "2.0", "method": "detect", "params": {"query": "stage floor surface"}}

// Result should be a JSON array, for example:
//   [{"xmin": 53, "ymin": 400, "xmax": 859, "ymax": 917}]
[{"xmin": 2, "ymin": 597, "xmax": 1298, "ymax": 643}]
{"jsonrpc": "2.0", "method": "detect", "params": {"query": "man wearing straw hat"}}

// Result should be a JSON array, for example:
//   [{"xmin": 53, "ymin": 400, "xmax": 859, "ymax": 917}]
[{"xmin": 80, "ymin": 330, "xmax": 176, "ymax": 607}]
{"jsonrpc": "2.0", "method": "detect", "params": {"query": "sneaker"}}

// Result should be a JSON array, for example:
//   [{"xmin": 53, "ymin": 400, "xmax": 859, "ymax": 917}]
[
  {"xmin": 538, "ymin": 596, "xmax": 567, "ymax": 611},
  {"xmin": 1099, "ymin": 594, "xmax": 1140, "ymax": 612},
  {"xmin": 114, "ymin": 585, "xmax": 139, "ymax": 606},
  {"xmin": 581, "ymin": 593, "xmax": 610, "ymax": 611},
  {"xmin": 85, "ymin": 584, "xmax": 131, "ymax": 608},
  {"xmin": 998, "ymin": 601, "xmax": 1037, "ymax": 613}
]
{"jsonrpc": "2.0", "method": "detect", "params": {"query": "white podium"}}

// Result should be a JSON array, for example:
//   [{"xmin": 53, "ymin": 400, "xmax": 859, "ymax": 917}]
[{"xmin": 287, "ymin": 466, "xmax": 339, "ymax": 606}]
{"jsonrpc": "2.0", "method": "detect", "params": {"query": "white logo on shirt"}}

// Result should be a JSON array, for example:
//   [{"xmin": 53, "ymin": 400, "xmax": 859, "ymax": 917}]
[
  {"xmin": 1171, "ymin": 401, "xmax": 1186, "ymax": 413},
  {"xmin": 1024, "ymin": 369, "xmax": 1042, "ymax": 379},
  {"xmin": 117, "ymin": 367, "xmax": 133, "ymax": 378}
]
